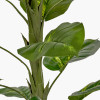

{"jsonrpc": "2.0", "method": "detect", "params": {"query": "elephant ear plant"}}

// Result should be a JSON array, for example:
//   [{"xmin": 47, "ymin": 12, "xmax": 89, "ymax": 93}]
[{"xmin": 0, "ymin": 0, "xmax": 100, "ymax": 100}]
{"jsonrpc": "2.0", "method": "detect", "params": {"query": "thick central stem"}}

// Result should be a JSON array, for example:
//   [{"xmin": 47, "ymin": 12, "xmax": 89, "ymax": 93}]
[
  {"xmin": 29, "ymin": 20, "xmax": 44, "ymax": 99},
  {"xmin": 25, "ymin": 0, "xmax": 45, "ymax": 99},
  {"xmin": 30, "ymin": 58, "xmax": 44, "ymax": 98}
]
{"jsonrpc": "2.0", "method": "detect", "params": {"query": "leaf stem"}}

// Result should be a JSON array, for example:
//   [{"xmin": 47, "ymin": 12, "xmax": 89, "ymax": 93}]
[
  {"xmin": 49, "ymin": 64, "xmax": 67, "ymax": 92},
  {"xmin": 6, "ymin": 0, "xmax": 28, "ymax": 24},
  {"xmin": 0, "ymin": 46, "xmax": 29, "ymax": 72},
  {"xmin": 0, "ymin": 46, "xmax": 36, "ymax": 95},
  {"xmin": 0, "ymin": 84, "xmax": 28, "ymax": 100}
]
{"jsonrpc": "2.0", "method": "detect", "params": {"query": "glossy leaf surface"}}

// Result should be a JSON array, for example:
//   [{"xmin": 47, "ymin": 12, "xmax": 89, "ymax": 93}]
[
  {"xmin": 43, "ymin": 39, "xmax": 100, "ymax": 71},
  {"xmin": 43, "ymin": 56, "xmax": 72, "ymax": 71},
  {"xmin": 45, "ymin": 0, "xmax": 73, "ymax": 21},
  {"xmin": 70, "ymin": 39, "xmax": 100, "ymax": 62},
  {"xmin": 18, "ymin": 42, "xmax": 76, "ymax": 61},
  {"xmin": 0, "ymin": 86, "xmax": 31, "ymax": 99},
  {"xmin": 45, "ymin": 22, "xmax": 85, "ymax": 52},
  {"xmin": 43, "ymin": 22, "xmax": 85, "ymax": 71},
  {"xmin": 68, "ymin": 80, "xmax": 100, "ymax": 100}
]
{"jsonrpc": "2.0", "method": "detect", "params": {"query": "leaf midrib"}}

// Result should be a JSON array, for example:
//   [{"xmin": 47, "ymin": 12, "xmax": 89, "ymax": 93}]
[{"xmin": 44, "ymin": 0, "xmax": 63, "ymax": 18}]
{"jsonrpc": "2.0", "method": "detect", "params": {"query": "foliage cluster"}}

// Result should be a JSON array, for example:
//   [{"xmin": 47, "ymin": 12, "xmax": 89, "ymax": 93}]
[{"xmin": 0, "ymin": 0, "xmax": 100, "ymax": 100}]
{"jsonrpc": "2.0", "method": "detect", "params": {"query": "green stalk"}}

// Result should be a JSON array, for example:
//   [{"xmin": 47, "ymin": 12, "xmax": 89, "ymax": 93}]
[
  {"xmin": 0, "ymin": 46, "xmax": 29, "ymax": 72},
  {"xmin": 49, "ymin": 64, "xmax": 68, "ymax": 93},
  {"xmin": 6, "ymin": 0, "xmax": 28, "ymax": 24},
  {"xmin": 29, "ymin": 57, "xmax": 44, "ymax": 99},
  {"xmin": 29, "ymin": 24, "xmax": 44, "ymax": 98},
  {"xmin": 24, "ymin": 0, "xmax": 45, "ymax": 99},
  {"xmin": 0, "ymin": 46, "xmax": 36, "ymax": 96}
]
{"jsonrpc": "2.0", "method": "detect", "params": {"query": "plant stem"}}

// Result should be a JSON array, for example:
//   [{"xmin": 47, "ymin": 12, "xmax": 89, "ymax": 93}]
[
  {"xmin": 0, "ymin": 46, "xmax": 30, "ymax": 73},
  {"xmin": 25, "ymin": 0, "xmax": 45, "ymax": 98},
  {"xmin": 49, "ymin": 64, "xmax": 67, "ymax": 92},
  {"xmin": 49, "ymin": 71, "xmax": 62, "ymax": 91},
  {"xmin": 0, "ymin": 46, "xmax": 36, "ymax": 96},
  {"xmin": 0, "ymin": 84, "xmax": 28, "ymax": 100},
  {"xmin": 6, "ymin": 0, "xmax": 28, "ymax": 24}
]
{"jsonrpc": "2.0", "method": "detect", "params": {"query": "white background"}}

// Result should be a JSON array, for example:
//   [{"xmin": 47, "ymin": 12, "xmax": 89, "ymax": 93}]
[{"xmin": 0, "ymin": 0, "xmax": 100, "ymax": 100}]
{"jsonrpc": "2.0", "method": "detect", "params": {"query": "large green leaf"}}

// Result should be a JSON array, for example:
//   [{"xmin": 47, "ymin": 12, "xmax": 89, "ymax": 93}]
[
  {"xmin": 43, "ymin": 39, "xmax": 100, "ymax": 71},
  {"xmin": 45, "ymin": 22, "xmax": 85, "ymax": 52},
  {"xmin": 18, "ymin": 22, "xmax": 84, "ymax": 62},
  {"xmin": 44, "ymin": 0, "xmax": 73, "ymax": 21},
  {"xmin": 69, "ymin": 39, "xmax": 100, "ymax": 62},
  {"xmin": 18, "ymin": 42, "xmax": 76, "ymax": 61},
  {"xmin": 43, "ymin": 22, "xmax": 85, "ymax": 71},
  {"xmin": 68, "ymin": 80, "xmax": 100, "ymax": 100},
  {"xmin": 0, "ymin": 86, "xmax": 31, "ymax": 99}
]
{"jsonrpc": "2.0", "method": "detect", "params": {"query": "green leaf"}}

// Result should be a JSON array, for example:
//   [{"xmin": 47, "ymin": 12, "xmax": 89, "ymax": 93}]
[
  {"xmin": 68, "ymin": 80, "xmax": 100, "ymax": 100},
  {"xmin": 43, "ymin": 57, "xmax": 62, "ymax": 71},
  {"xmin": 45, "ymin": 22, "xmax": 85, "ymax": 52},
  {"xmin": 44, "ymin": 0, "xmax": 73, "ymax": 21},
  {"xmin": 43, "ymin": 56, "xmax": 72, "ymax": 71},
  {"xmin": 30, "ymin": 96, "xmax": 41, "ymax": 100},
  {"xmin": 43, "ymin": 22, "xmax": 85, "ymax": 71},
  {"xmin": 43, "ymin": 39, "xmax": 100, "ymax": 71},
  {"xmin": 38, "ymin": 0, "xmax": 47, "ymax": 19},
  {"xmin": 18, "ymin": 42, "xmax": 76, "ymax": 61},
  {"xmin": 0, "ymin": 86, "xmax": 31, "ymax": 99},
  {"xmin": 69, "ymin": 39, "xmax": 100, "ymax": 63}
]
